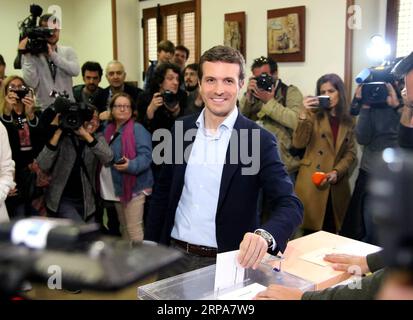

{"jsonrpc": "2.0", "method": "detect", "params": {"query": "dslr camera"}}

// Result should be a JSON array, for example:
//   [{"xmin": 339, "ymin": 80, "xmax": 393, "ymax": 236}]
[
  {"xmin": 255, "ymin": 73, "xmax": 275, "ymax": 92},
  {"xmin": 162, "ymin": 90, "xmax": 179, "ymax": 108},
  {"xmin": 9, "ymin": 86, "xmax": 30, "ymax": 100},
  {"xmin": 18, "ymin": 4, "xmax": 53, "ymax": 55},
  {"xmin": 51, "ymin": 92, "xmax": 94, "ymax": 131}
]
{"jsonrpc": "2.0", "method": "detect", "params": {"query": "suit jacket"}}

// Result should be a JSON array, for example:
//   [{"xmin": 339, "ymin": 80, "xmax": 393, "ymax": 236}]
[
  {"xmin": 92, "ymin": 83, "xmax": 143, "ymax": 114},
  {"xmin": 145, "ymin": 112, "xmax": 303, "ymax": 253}
]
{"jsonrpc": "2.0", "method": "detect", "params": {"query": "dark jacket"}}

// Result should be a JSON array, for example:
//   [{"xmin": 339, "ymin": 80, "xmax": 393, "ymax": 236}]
[
  {"xmin": 93, "ymin": 83, "xmax": 143, "ymax": 114},
  {"xmin": 137, "ymin": 89, "xmax": 187, "ymax": 133},
  {"xmin": 72, "ymin": 84, "xmax": 104, "ymax": 105},
  {"xmin": 144, "ymin": 113, "xmax": 303, "ymax": 253},
  {"xmin": 399, "ymin": 123, "xmax": 413, "ymax": 149}
]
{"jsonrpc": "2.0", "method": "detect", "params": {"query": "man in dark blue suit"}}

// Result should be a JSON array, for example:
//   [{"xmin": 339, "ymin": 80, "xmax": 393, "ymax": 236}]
[{"xmin": 145, "ymin": 45, "xmax": 303, "ymax": 275}]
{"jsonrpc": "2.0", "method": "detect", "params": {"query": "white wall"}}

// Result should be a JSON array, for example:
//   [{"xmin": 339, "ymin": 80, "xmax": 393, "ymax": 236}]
[
  {"xmin": 352, "ymin": 0, "xmax": 388, "ymax": 94},
  {"xmin": 1, "ymin": 0, "xmax": 389, "ymax": 94},
  {"xmin": 116, "ymin": 0, "xmax": 140, "ymax": 86}
]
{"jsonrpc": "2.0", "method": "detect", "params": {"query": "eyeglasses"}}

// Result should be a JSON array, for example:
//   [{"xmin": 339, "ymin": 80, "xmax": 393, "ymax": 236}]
[
  {"xmin": 113, "ymin": 104, "xmax": 131, "ymax": 110},
  {"xmin": 8, "ymin": 84, "xmax": 28, "ymax": 91}
]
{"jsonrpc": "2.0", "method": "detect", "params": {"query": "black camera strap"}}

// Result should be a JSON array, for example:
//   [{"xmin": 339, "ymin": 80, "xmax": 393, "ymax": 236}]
[{"xmin": 46, "ymin": 57, "xmax": 57, "ymax": 82}]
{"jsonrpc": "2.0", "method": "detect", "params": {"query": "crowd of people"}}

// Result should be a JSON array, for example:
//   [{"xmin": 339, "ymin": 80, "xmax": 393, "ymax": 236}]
[{"xmin": 1, "ymin": 13, "xmax": 413, "ymax": 299}]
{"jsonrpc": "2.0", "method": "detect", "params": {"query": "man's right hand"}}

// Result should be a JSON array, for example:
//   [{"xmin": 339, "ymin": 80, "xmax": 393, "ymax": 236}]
[
  {"xmin": 246, "ymin": 77, "xmax": 258, "ymax": 102},
  {"xmin": 323, "ymin": 253, "xmax": 370, "ymax": 275}
]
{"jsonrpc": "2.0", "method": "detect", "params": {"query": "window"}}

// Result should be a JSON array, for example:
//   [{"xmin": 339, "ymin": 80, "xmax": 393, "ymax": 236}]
[
  {"xmin": 142, "ymin": 1, "xmax": 200, "ymax": 81},
  {"xmin": 396, "ymin": 0, "xmax": 413, "ymax": 57},
  {"xmin": 386, "ymin": 0, "xmax": 413, "ymax": 58}
]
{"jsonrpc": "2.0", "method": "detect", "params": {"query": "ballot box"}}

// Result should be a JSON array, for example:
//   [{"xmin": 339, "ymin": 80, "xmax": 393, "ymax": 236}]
[
  {"xmin": 278, "ymin": 231, "xmax": 382, "ymax": 290},
  {"xmin": 138, "ymin": 262, "xmax": 314, "ymax": 300}
]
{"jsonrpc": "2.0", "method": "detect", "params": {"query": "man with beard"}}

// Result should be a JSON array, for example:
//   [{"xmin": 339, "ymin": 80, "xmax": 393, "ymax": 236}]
[
  {"xmin": 18, "ymin": 14, "xmax": 80, "ymax": 111},
  {"xmin": 72, "ymin": 61, "xmax": 103, "ymax": 104},
  {"xmin": 183, "ymin": 63, "xmax": 204, "ymax": 115}
]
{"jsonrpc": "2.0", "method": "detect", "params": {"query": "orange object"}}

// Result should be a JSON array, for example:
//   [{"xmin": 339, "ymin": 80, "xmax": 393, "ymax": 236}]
[{"xmin": 312, "ymin": 171, "xmax": 327, "ymax": 186}]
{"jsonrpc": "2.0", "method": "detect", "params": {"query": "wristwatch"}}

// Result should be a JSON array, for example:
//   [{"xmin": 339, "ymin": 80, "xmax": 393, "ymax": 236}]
[{"xmin": 254, "ymin": 229, "xmax": 275, "ymax": 249}]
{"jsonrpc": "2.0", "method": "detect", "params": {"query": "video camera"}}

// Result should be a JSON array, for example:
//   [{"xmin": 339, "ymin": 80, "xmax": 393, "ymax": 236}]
[
  {"xmin": 354, "ymin": 59, "xmax": 402, "ymax": 105},
  {"xmin": 0, "ymin": 218, "xmax": 182, "ymax": 298},
  {"xmin": 51, "ymin": 92, "xmax": 95, "ymax": 131},
  {"xmin": 18, "ymin": 4, "xmax": 53, "ymax": 56},
  {"xmin": 255, "ymin": 73, "xmax": 275, "ymax": 92}
]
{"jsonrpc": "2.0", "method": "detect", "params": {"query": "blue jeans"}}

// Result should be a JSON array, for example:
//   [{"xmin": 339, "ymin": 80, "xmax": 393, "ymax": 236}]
[{"xmin": 54, "ymin": 196, "xmax": 86, "ymax": 223}]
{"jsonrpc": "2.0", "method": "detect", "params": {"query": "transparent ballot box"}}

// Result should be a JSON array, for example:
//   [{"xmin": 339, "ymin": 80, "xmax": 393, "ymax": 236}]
[{"xmin": 138, "ymin": 262, "xmax": 315, "ymax": 300}]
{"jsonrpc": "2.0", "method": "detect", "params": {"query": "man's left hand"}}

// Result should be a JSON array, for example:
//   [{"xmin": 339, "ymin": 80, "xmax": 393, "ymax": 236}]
[{"xmin": 238, "ymin": 232, "xmax": 268, "ymax": 270}]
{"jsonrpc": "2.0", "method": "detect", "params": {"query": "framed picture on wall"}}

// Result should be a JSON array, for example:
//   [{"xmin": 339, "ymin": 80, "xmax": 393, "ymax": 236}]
[
  {"xmin": 267, "ymin": 6, "xmax": 305, "ymax": 62},
  {"xmin": 224, "ymin": 12, "xmax": 246, "ymax": 59}
]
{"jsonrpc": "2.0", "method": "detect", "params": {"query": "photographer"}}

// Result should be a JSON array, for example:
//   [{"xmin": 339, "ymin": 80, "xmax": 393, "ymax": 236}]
[
  {"xmin": 0, "ymin": 75, "xmax": 44, "ymax": 218},
  {"xmin": 138, "ymin": 62, "xmax": 186, "ymax": 134},
  {"xmin": 18, "ymin": 14, "xmax": 80, "ymax": 111},
  {"xmin": 239, "ymin": 56, "xmax": 303, "ymax": 178},
  {"xmin": 137, "ymin": 62, "xmax": 186, "ymax": 187},
  {"xmin": 36, "ymin": 107, "xmax": 113, "ymax": 222},
  {"xmin": 340, "ymin": 72, "xmax": 401, "ymax": 244},
  {"xmin": 293, "ymin": 74, "xmax": 356, "ymax": 235}
]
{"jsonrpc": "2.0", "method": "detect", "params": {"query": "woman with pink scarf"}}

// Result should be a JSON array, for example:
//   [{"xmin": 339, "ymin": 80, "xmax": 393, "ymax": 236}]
[{"xmin": 100, "ymin": 93, "xmax": 153, "ymax": 242}]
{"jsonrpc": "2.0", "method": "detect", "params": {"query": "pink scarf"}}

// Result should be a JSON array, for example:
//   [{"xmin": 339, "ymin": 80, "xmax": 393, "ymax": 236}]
[{"xmin": 104, "ymin": 119, "xmax": 136, "ymax": 203}]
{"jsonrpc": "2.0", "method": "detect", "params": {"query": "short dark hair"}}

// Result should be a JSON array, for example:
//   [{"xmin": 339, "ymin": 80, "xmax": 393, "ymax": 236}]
[
  {"xmin": 0, "ymin": 54, "xmax": 5, "ymax": 66},
  {"xmin": 158, "ymin": 40, "xmax": 175, "ymax": 54},
  {"xmin": 251, "ymin": 56, "xmax": 278, "ymax": 74},
  {"xmin": 175, "ymin": 45, "xmax": 190, "ymax": 60},
  {"xmin": 198, "ymin": 45, "xmax": 245, "ymax": 82},
  {"xmin": 184, "ymin": 63, "xmax": 199, "ymax": 73},
  {"xmin": 150, "ymin": 62, "xmax": 182, "ymax": 93},
  {"xmin": 81, "ymin": 61, "xmax": 103, "ymax": 78}
]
